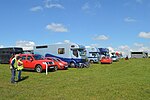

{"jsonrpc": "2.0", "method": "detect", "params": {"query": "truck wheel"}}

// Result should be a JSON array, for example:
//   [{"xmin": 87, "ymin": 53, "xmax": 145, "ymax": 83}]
[
  {"xmin": 35, "ymin": 65, "xmax": 42, "ymax": 73},
  {"xmin": 90, "ymin": 60, "xmax": 94, "ymax": 64},
  {"xmin": 70, "ymin": 62, "xmax": 75, "ymax": 68}
]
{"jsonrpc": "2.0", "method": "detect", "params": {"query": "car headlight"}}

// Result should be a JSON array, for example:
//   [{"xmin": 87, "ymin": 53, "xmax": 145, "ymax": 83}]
[
  {"xmin": 59, "ymin": 63, "xmax": 63, "ymax": 66},
  {"xmin": 42, "ymin": 62, "xmax": 47, "ymax": 64}
]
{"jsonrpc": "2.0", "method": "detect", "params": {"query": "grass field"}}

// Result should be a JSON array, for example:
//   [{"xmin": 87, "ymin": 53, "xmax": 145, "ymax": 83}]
[{"xmin": 0, "ymin": 59, "xmax": 150, "ymax": 100}]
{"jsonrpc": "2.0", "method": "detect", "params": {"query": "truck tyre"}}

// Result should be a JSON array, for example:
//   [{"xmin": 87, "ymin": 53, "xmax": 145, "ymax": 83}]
[
  {"xmin": 70, "ymin": 62, "xmax": 75, "ymax": 68},
  {"xmin": 90, "ymin": 60, "xmax": 94, "ymax": 64},
  {"xmin": 35, "ymin": 65, "xmax": 42, "ymax": 73}
]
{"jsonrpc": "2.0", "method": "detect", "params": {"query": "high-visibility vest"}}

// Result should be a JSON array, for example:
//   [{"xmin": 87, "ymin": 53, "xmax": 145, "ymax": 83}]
[{"xmin": 17, "ymin": 60, "xmax": 23, "ymax": 70}]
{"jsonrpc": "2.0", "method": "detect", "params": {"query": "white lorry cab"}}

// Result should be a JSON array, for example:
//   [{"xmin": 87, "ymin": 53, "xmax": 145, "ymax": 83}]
[
  {"xmin": 85, "ymin": 46, "xmax": 100, "ymax": 63},
  {"xmin": 33, "ymin": 43, "xmax": 88, "ymax": 68}
]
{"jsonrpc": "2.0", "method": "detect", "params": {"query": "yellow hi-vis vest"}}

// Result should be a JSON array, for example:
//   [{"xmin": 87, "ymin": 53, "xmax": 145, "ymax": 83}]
[{"xmin": 17, "ymin": 60, "xmax": 23, "ymax": 70}]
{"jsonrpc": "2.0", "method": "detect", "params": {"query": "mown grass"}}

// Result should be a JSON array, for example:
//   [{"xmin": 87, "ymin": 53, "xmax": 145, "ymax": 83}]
[{"xmin": 0, "ymin": 59, "xmax": 150, "ymax": 100}]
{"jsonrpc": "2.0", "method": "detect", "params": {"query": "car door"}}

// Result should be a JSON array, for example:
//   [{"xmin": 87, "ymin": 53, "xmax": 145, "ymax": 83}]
[
  {"xmin": 21, "ymin": 55, "xmax": 27, "ymax": 69},
  {"xmin": 25, "ymin": 55, "xmax": 35, "ymax": 69}
]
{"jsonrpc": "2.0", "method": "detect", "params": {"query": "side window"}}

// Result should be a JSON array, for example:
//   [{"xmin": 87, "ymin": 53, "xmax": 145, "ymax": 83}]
[
  {"xmin": 58, "ymin": 48, "xmax": 65, "ymax": 54},
  {"xmin": 21, "ymin": 56, "xmax": 26, "ymax": 60},
  {"xmin": 73, "ymin": 50, "xmax": 78, "ymax": 57},
  {"xmin": 27, "ymin": 56, "xmax": 32, "ymax": 61},
  {"xmin": 92, "ymin": 53, "xmax": 96, "ymax": 57}
]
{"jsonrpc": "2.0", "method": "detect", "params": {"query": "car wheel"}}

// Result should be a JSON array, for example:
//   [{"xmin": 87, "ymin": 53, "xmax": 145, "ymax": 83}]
[
  {"xmin": 35, "ymin": 65, "xmax": 43, "ymax": 73},
  {"xmin": 54, "ymin": 66, "xmax": 58, "ymax": 71},
  {"xmin": 90, "ymin": 60, "xmax": 94, "ymax": 64},
  {"xmin": 70, "ymin": 62, "xmax": 75, "ymax": 68}
]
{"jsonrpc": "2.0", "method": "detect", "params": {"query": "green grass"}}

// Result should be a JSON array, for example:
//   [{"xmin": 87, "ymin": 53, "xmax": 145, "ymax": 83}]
[{"xmin": 0, "ymin": 59, "xmax": 150, "ymax": 100}]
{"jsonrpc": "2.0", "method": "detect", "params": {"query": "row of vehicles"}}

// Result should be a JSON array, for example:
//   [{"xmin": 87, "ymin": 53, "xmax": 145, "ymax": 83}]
[
  {"xmin": 0, "ymin": 42, "xmax": 120, "ymax": 72},
  {"xmin": 10, "ymin": 54, "xmax": 69, "ymax": 73}
]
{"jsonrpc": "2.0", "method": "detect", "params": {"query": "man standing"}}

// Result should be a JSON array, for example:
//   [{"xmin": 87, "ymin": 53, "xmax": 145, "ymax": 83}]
[
  {"xmin": 10, "ymin": 55, "xmax": 18, "ymax": 84},
  {"xmin": 17, "ymin": 57, "xmax": 23, "ymax": 81}
]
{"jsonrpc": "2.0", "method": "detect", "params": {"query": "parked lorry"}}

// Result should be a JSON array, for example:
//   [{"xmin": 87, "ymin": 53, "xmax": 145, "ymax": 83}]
[
  {"xmin": 33, "ymin": 43, "xmax": 88, "ymax": 68},
  {"xmin": 85, "ymin": 46, "xmax": 100, "ymax": 63},
  {"xmin": 98, "ymin": 48, "xmax": 110, "ymax": 59}
]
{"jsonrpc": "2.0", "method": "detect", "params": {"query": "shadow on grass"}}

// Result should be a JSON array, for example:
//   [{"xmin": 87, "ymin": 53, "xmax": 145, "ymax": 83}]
[{"xmin": 16, "ymin": 76, "xmax": 29, "ymax": 82}]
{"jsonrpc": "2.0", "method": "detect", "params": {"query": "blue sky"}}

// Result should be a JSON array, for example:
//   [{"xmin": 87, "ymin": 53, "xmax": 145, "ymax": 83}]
[{"xmin": 0, "ymin": 0, "xmax": 150, "ymax": 56}]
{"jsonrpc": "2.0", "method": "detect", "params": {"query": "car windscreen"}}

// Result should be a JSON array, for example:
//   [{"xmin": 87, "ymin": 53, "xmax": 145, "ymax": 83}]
[
  {"xmin": 33, "ymin": 55, "xmax": 44, "ymax": 60},
  {"xmin": 56, "ymin": 58, "xmax": 61, "ymax": 62}
]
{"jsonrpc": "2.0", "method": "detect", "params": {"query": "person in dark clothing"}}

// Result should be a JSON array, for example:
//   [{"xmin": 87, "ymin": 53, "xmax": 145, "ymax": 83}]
[
  {"xmin": 10, "ymin": 55, "xmax": 18, "ymax": 84},
  {"xmin": 125, "ymin": 55, "xmax": 129, "ymax": 60}
]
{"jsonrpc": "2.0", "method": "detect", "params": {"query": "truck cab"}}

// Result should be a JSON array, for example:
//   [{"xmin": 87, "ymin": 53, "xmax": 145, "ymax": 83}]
[{"xmin": 85, "ymin": 46, "xmax": 100, "ymax": 63}]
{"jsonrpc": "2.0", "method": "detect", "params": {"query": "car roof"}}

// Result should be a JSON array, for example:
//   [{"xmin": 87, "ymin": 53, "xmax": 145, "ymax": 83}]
[{"xmin": 19, "ymin": 54, "xmax": 41, "ymax": 56}]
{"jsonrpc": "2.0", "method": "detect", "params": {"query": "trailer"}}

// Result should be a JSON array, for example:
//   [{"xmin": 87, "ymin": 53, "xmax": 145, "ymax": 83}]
[
  {"xmin": 0, "ymin": 47, "xmax": 23, "ymax": 64},
  {"xmin": 85, "ymin": 46, "xmax": 100, "ymax": 63},
  {"xmin": 33, "ymin": 43, "xmax": 88, "ymax": 68},
  {"xmin": 131, "ymin": 51, "xmax": 148, "ymax": 58}
]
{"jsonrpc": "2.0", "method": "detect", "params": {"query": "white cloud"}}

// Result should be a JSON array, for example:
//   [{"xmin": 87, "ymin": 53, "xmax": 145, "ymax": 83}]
[
  {"xmin": 46, "ymin": 3, "xmax": 64, "ymax": 9},
  {"xmin": 55, "ymin": 42, "xmax": 62, "ymax": 44},
  {"xmin": 46, "ymin": 23, "xmax": 68, "ymax": 32},
  {"xmin": 0, "ymin": 45, "xmax": 4, "ymax": 48},
  {"xmin": 45, "ymin": 0, "xmax": 64, "ymax": 9},
  {"xmin": 117, "ymin": 45, "xmax": 131, "ymax": 57},
  {"xmin": 90, "ymin": 44, "xmax": 99, "ymax": 47},
  {"xmin": 124, "ymin": 17, "xmax": 136, "ymax": 22},
  {"xmin": 138, "ymin": 32, "xmax": 150, "ymax": 39},
  {"xmin": 81, "ymin": 1, "xmax": 101, "ymax": 13},
  {"xmin": 16, "ymin": 40, "xmax": 35, "ymax": 50},
  {"xmin": 64, "ymin": 40, "xmax": 70, "ymax": 43},
  {"xmin": 30, "ymin": 6, "xmax": 43, "ymax": 12},
  {"xmin": 138, "ymin": 46, "xmax": 150, "ymax": 52},
  {"xmin": 118, "ymin": 45, "xmax": 130, "ymax": 51},
  {"xmin": 108, "ymin": 47, "xmax": 115, "ymax": 52},
  {"xmin": 55, "ymin": 40, "xmax": 73, "ymax": 44},
  {"xmin": 93, "ymin": 35, "xmax": 109, "ymax": 40},
  {"xmin": 134, "ymin": 43, "xmax": 143, "ymax": 47}
]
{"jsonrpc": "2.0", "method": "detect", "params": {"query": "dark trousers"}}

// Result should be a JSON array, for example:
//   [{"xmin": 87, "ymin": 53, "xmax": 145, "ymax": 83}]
[
  {"xmin": 18, "ymin": 70, "xmax": 22, "ymax": 80},
  {"xmin": 11, "ymin": 69, "xmax": 16, "ymax": 83}
]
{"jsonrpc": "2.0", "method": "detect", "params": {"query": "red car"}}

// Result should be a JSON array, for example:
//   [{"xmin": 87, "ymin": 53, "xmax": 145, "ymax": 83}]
[
  {"xmin": 100, "ymin": 56, "xmax": 112, "ymax": 64},
  {"xmin": 45, "ymin": 57, "xmax": 68, "ymax": 70},
  {"xmin": 11, "ymin": 54, "xmax": 58, "ymax": 73}
]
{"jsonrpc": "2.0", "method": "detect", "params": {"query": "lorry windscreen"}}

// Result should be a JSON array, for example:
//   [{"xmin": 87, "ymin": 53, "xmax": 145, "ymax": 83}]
[
  {"xmin": 90, "ymin": 52, "xmax": 98, "ymax": 57},
  {"xmin": 79, "ymin": 49, "xmax": 86, "ymax": 56}
]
